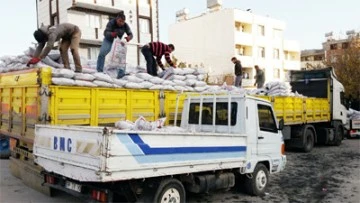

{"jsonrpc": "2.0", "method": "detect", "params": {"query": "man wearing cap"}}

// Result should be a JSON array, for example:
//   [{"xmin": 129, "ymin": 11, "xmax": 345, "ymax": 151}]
[
  {"xmin": 96, "ymin": 12, "xmax": 133, "ymax": 73},
  {"xmin": 27, "ymin": 23, "xmax": 82, "ymax": 72}
]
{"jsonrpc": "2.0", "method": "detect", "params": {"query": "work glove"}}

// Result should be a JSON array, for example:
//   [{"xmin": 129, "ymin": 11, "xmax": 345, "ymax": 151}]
[
  {"xmin": 111, "ymin": 32, "xmax": 117, "ymax": 38},
  {"xmin": 125, "ymin": 36, "xmax": 131, "ymax": 42},
  {"xmin": 27, "ymin": 57, "xmax": 41, "ymax": 66}
]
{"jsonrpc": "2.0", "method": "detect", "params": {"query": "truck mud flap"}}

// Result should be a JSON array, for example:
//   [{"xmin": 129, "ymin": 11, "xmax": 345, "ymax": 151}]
[{"xmin": 9, "ymin": 157, "xmax": 52, "ymax": 196}]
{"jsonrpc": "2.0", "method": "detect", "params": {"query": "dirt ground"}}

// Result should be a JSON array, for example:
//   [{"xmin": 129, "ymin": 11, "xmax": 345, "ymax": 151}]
[
  {"xmin": 1, "ymin": 139, "xmax": 359, "ymax": 203},
  {"xmin": 189, "ymin": 138, "xmax": 360, "ymax": 203}
]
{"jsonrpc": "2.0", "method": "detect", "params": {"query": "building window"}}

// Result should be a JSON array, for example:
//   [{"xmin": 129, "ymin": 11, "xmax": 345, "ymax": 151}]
[
  {"xmin": 330, "ymin": 44, "xmax": 337, "ymax": 50},
  {"xmin": 273, "ymin": 49, "xmax": 279, "ymax": 59},
  {"xmin": 139, "ymin": 18, "xmax": 150, "ymax": 33},
  {"xmin": 51, "ymin": 14, "xmax": 58, "ymax": 26},
  {"xmin": 284, "ymin": 51, "xmax": 289, "ymax": 60},
  {"xmin": 235, "ymin": 45, "xmax": 244, "ymax": 55},
  {"xmin": 314, "ymin": 55, "xmax": 323, "ymax": 61},
  {"xmin": 331, "ymin": 56, "xmax": 337, "ymax": 63},
  {"xmin": 342, "ymin": 42, "xmax": 349, "ymax": 49},
  {"xmin": 87, "ymin": 47, "xmax": 100, "ymax": 60},
  {"xmin": 258, "ymin": 25, "xmax": 265, "ymax": 36},
  {"xmin": 235, "ymin": 22, "xmax": 244, "ymax": 32},
  {"xmin": 258, "ymin": 47, "xmax": 265, "ymax": 58},
  {"xmin": 86, "ymin": 14, "xmax": 101, "ymax": 29}
]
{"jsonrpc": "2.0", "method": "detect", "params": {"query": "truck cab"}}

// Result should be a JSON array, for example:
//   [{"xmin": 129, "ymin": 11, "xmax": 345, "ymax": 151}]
[
  {"xmin": 290, "ymin": 67, "xmax": 347, "ymax": 125},
  {"xmin": 180, "ymin": 94, "xmax": 286, "ymax": 174}
]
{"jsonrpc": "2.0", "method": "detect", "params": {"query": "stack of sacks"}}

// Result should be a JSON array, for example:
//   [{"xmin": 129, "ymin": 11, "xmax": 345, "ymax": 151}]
[
  {"xmin": 115, "ymin": 116, "xmax": 187, "ymax": 132},
  {"xmin": 264, "ymin": 81, "xmax": 292, "ymax": 96},
  {"xmin": 347, "ymin": 108, "xmax": 360, "ymax": 120},
  {"xmin": 0, "ymin": 46, "xmax": 211, "ymax": 92}
]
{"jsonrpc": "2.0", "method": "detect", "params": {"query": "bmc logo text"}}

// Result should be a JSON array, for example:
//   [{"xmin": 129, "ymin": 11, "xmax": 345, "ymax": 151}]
[{"xmin": 53, "ymin": 136, "xmax": 72, "ymax": 152}]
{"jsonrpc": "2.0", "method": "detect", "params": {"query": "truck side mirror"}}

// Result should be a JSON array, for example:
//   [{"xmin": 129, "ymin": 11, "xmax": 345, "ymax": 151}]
[{"xmin": 278, "ymin": 119, "xmax": 284, "ymax": 131}]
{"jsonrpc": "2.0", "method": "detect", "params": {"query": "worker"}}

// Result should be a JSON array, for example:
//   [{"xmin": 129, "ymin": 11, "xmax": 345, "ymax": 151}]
[
  {"xmin": 27, "ymin": 23, "xmax": 82, "ymax": 72},
  {"xmin": 97, "ymin": 12, "xmax": 133, "ymax": 73},
  {"xmin": 254, "ymin": 65, "xmax": 265, "ymax": 88},
  {"xmin": 141, "ymin": 41, "xmax": 176, "ymax": 76},
  {"xmin": 231, "ymin": 57, "xmax": 242, "ymax": 87}
]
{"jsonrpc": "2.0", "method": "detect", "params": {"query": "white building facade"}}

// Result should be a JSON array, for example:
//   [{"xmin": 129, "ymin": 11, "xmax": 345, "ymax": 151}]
[
  {"xmin": 169, "ymin": 7, "xmax": 300, "ymax": 86},
  {"xmin": 36, "ymin": 0, "xmax": 159, "ymax": 66}
]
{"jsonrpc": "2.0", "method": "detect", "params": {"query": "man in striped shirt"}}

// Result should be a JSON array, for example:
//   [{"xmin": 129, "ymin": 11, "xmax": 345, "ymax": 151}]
[{"xmin": 141, "ymin": 41, "xmax": 176, "ymax": 76}]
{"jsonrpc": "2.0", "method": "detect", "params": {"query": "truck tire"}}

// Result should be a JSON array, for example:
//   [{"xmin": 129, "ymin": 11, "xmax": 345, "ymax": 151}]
[
  {"xmin": 244, "ymin": 163, "xmax": 269, "ymax": 196},
  {"xmin": 333, "ymin": 124, "xmax": 343, "ymax": 146},
  {"xmin": 302, "ymin": 129, "xmax": 314, "ymax": 153},
  {"xmin": 152, "ymin": 178, "xmax": 186, "ymax": 203}
]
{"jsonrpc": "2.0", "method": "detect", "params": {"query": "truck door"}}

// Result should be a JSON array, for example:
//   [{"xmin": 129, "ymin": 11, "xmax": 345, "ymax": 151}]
[{"xmin": 256, "ymin": 104, "xmax": 280, "ymax": 156}]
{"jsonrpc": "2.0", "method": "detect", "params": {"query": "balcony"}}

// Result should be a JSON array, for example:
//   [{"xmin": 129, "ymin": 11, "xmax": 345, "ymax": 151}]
[
  {"xmin": 72, "ymin": 0, "xmax": 122, "ymax": 14},
  {"xmin": 234, "ymin": 32, "xmax": 253, "ymax": 46},
  {"xmin": 237, "ymin": 55, "xmax": 254, "ymax": 67}
]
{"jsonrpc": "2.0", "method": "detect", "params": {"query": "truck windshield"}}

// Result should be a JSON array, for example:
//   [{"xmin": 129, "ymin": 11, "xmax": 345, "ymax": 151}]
[{"xmin": 188, "ymin": 102, "xmax": 237, "ymax": 126}]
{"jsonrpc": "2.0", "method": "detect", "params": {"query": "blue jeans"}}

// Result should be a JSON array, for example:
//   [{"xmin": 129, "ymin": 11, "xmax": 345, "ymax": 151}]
[{"xmin": 97, "ymin": 38, "xmax": 113, "ymax": 72}]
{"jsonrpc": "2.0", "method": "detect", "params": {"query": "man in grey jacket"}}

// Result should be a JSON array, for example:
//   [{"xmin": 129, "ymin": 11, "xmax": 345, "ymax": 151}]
[
  {"xmin": 254, "ymin": 65, "xmax": 265, "ymax": 88},
  {"xmin": 27, "ymin": 23, "xmax": 82, "ymax": 72}
]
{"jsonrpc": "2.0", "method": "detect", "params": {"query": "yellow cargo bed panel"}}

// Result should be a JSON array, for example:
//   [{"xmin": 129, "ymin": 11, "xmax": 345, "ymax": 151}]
[{"xmin": 256, "ymin": 95, "xmax": 330, "ymax": 125}]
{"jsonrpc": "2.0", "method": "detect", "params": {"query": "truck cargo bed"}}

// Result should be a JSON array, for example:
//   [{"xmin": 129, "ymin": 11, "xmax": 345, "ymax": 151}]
[{"xmin": 34, "ymin": 125, "xmax": 248, "ymax": 182}]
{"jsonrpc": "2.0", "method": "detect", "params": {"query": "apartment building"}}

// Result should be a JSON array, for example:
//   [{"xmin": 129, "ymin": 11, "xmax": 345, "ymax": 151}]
[
  {"xmin": 322, "ymin": 31, "xmax": 359, "ymax": 64},
  {"xmin": 300, "ymin": 49, "xmax": 325, "ymax": 70},
  {"xmin": 169, "ymin": 1, "xmax": 300, "ymax": 86},
  {"xmin": 36, "ymin": 0, "xmax": 159, "ymax": 66},
  {"xmin": 300, "ymin": 30, "xmax": 359, "ymax": 69}
]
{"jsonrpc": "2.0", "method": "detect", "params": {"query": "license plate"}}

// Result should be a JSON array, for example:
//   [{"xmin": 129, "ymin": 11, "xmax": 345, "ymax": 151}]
[{"xmin": 65, "ymin": 181, "xmax": 82, "ymax": 193}]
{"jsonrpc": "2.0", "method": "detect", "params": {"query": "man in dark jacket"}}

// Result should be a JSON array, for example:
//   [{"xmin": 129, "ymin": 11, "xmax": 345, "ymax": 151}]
[
  {"xmin": 27, "ymin": 23, "xmax": 82, "ymax": 72},
  {"xmin": 141, "ymin": 42, "xmax": 176, "ymax": 76},
  {"xmin": 231, "ymin": 57, "xmax": 242, "ymax": 87},
  {"xmin": 97, "ymin": 12, "xmax": 133, "ymax": 73}
]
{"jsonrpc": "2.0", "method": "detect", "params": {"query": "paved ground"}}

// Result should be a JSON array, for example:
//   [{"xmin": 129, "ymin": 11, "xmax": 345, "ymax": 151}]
[{"xmin": 1, "ymin": 139, "xmax": 359, "ymax": 203}]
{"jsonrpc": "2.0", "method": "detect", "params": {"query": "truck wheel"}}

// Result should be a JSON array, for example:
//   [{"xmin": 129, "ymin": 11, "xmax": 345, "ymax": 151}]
[
  {"xmin": 153, "ymin": 178, "xmax": 186, "ymax": 203},
  {"xmin": 303, "ymin": 129, "xmax": 314, "ymax": 153},
  {"xmin": 245, "ymin": 163, "xmax": 269, "ymax": 196},
  {"xmin": 333, "ymin": 125, "xmax": 343, "ymax": 146}
]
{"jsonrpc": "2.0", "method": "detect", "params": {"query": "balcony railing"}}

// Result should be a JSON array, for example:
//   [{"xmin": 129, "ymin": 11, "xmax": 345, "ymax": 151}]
[
  {"xmin": 72, "ymin": 0, "xmax": 122, "ymax": 14},
  {"xmin": 234, "ymin": 32, "xmax": 253, "ymax": 46}
]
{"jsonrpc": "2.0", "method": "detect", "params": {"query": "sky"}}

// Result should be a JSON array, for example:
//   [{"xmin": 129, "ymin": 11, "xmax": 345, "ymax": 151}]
[{"xmin": 0, "ymin": 0, "xmax": 359, "ymax": 56}]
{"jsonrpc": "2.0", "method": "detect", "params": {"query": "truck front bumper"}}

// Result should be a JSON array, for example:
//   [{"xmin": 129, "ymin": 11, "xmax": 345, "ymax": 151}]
[{"xmin": 280, "ymin": 155, "xmax": 287, "ymax": 172}]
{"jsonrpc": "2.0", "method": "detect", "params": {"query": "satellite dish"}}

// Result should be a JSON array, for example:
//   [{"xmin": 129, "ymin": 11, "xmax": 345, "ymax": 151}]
[
  {"xmin": 346, "ymin": 30, "xmax": 355, "ymax": 35},
  {"xmin": 325, "ymin": 32, "xmax": 333, "ymax": 37}
]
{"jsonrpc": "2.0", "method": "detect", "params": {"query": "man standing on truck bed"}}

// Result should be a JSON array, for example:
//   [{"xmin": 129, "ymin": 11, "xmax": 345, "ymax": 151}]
[
  {"xmin": 27, "ymin": 23, "xmax": 83, "ymax": 72},
  {"xmin": 96, "ymin": 12, "xmax": 133, "ymax": 73},
  {"xmin": 231, "ymin": 57, "xmax": 242, "ymax": 87},
  {"xmin": 254, "ymin": 65, "xmax": 265, "ymax": 88},
  {"xmin": 141, "ymin": 41, "xmax": 176, "ymax": 76}
]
